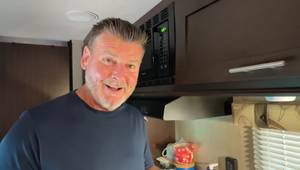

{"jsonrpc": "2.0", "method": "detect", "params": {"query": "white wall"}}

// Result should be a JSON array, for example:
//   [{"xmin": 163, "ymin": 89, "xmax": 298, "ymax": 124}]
[
  {"xmin": 146, "ymin": 117, "xmax": 175, "ymax": 159},
  {"xmin": 175, "ymin": 115, "xmax": 249, "ymax": 169}
]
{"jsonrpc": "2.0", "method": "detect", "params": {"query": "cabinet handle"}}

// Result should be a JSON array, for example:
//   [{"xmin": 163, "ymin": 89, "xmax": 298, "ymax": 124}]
[{"xmin": 228, "ymin": 60, "xmax": 285, "ymax": 74}]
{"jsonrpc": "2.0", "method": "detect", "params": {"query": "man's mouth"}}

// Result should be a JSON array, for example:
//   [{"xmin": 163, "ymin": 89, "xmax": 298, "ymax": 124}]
[{"xmin": 104, "ymin": 84, "xmax": 123, "ymax": 92}]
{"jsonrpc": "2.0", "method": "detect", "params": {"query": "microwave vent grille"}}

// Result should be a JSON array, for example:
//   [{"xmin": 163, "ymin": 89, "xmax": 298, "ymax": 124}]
[
  {"xmin": 153, "ymin": 15, "xmax": 159, "ymax": 25},
  {"xmin": 160, "ymin": 8, "xmax": 168, "ymax": 20},
  {"xmin": 139, "ymin": 24, "xmax": 144, "ymax": 31},
  {"xmin": 146, "ymin": 19, "xmax": 152, "ymax": 28},
  {"xmin": 145, "ymin": 19, "xmax": 152, "ymax": 43}
]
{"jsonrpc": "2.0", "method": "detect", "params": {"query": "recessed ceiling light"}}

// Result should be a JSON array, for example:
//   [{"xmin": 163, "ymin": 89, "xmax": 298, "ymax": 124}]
[{"xmin": 66, "ymin": 10, "xmax": 99, "ymax": 22}]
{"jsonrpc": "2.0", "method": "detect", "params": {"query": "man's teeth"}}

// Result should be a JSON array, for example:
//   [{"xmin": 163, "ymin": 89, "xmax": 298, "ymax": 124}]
[{"xmin": 106, "ymin": 84, "xmax": 121, "ymax": 90}]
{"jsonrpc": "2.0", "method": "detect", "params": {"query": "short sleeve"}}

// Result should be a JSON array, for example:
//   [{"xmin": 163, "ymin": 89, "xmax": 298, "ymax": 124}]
[
  {"xmin": 143, "ymin": 121, "xmax": 154, "ymax": 169},
  {"xmin": 0, "ymin": 111, "xmax": 40, "ymax": 170},
  {"xmin": 144, "ymin": 140, "xmax": 155, "ymax": 169}
]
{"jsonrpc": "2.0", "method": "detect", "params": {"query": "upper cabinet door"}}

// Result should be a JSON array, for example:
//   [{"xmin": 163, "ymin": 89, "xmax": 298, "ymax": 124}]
[{"xmin": 175, "ymin": 0, "xmax": 300, "ymax": 88}]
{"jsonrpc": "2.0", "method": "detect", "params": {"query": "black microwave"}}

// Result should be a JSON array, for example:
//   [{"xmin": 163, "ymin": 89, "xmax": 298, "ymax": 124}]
[{"xmin": 136, "ymin": 2, "xmax": 175, "ymax": 87}]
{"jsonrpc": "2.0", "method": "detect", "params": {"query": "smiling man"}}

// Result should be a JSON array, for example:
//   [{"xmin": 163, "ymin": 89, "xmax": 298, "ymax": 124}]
[
  {"xmin": 78, "ymin": 29, "xmax": 143, "ymax": 112},
  {"xmin": 0, "ymin": 18, "xmax": 159, "ymax": 170}
]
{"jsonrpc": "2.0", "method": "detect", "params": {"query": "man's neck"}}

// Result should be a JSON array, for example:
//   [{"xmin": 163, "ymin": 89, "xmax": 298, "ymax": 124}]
[{"xmin": 75, "ymin": 85, "xmax": 108, "ymax": 112}]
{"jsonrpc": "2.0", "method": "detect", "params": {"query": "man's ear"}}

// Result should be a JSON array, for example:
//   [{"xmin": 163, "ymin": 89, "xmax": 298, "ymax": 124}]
[{"xmin": 80, "ymin": 46, "xmax": 91, "ymax": 70}]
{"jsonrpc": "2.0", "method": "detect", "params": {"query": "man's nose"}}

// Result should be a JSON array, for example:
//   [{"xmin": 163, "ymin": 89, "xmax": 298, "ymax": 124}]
[{"xmin": 111, "ymin": 64, "xmax": 126, "ymax": 79}]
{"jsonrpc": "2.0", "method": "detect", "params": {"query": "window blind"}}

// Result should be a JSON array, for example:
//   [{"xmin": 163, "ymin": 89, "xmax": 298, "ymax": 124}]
[{"xmin": 253, "ymin": 128, "xmax": 300, "ymax": 170}]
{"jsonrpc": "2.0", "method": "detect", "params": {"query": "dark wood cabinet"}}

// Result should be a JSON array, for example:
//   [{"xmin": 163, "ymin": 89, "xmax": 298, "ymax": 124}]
[
  {"xmin": 175, "ymin": 0, "xmax": 300, "ymax": 89},
  {"xmin": 133, "ymin": 0, "xmax": 300, "ymax": 97}
]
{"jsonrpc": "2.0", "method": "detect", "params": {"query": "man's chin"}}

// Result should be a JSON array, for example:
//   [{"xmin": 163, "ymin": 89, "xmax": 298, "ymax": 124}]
[
  {"xmin": 98, "ymin": 98, "xmax": 126, "ymax": 111},
  {"xmin": 103, "ymin": 102, "xmax": 123, "ymax": 111}
]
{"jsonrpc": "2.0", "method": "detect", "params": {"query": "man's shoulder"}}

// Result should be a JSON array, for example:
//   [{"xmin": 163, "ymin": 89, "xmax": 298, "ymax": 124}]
[
  {"xmin": 124, "ymin": 103, "xmax": 140, "ymax": 112},
  {"xmin": 123, "ymin": 103, "xmax": 145, "ymax": 119},
  {"xmin": 27, "ymin": 92, "xmax": 76, "ymax": 119}
]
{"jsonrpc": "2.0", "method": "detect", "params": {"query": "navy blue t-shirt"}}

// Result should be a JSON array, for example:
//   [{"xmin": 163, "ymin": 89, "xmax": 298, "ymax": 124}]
[{"xmin": 0, "ymin": 92, "xmax": 154, "ymax": 170}]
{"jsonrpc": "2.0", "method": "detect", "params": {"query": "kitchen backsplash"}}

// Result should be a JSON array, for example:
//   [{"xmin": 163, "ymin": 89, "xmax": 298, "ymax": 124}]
[
  {"xmin": 145, "ymin": 117, "xmax": 175, "ymax": 159},
  {"xmin": 175, "ymin": 97, "xmax": 300, "ymax": 170},
  {"xmin": 175, "ymin": 115, "xmax": 243, "ymax": 168}
]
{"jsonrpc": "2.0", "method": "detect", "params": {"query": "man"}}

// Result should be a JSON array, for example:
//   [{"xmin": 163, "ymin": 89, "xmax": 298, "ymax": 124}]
[{"xmin": 0, "ymin": 18, "xmax": 159, "ymax": 170}]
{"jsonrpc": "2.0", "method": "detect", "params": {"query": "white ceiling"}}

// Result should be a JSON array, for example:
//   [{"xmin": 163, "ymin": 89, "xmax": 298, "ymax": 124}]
[{"xmin": 0, "ymin": 0, "xmax": 161, "ymax": 41}]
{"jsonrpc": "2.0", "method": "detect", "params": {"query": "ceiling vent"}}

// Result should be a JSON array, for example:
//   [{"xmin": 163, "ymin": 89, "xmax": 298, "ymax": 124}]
[{"xmin": 66, "ymin": 10, "xmax": 99, "ymax": 22}]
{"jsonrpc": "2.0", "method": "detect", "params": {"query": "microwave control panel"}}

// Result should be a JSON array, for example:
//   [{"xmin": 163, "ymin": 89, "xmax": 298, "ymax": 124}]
[{"xmin": 137, "ymin": 2, "xmax": 175, "ymax": 87}]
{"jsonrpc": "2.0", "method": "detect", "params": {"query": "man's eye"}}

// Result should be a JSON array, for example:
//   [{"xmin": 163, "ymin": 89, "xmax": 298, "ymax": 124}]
[
  {"xmin": 127, "ymin": 64, "xmax": 136, "ymax": 70},
  {"xmin": 102, "ymin": 58, "xmax": 113, "ymax": 64}
]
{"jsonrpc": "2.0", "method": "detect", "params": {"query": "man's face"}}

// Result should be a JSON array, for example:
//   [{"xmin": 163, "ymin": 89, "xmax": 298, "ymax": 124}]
[{"xmin": 81, "ymin": 32, "xmax": 144, "ymax": 111}]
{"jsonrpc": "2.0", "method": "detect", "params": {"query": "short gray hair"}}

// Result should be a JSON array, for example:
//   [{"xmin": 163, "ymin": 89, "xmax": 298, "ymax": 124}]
[{"xmin": 83, "ymin": 18, "xmax": 147, "ymax": 51}]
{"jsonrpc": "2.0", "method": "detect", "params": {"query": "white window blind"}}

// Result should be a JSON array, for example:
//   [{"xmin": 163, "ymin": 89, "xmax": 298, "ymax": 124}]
[{"xmin": 253, "ymin": 128, "xmax": 300, "ymax": 170}]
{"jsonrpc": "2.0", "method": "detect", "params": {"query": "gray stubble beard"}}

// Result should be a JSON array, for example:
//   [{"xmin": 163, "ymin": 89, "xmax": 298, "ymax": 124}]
[{"xmin": 85, "ymin": 73, "xmax": 128, "ymax": 111}]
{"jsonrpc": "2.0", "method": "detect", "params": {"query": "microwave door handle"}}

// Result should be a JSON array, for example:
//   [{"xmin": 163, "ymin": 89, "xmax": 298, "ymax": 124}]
[{"xmin": 228, "ymin": 60, "xmax": 285, "ymax": 74}]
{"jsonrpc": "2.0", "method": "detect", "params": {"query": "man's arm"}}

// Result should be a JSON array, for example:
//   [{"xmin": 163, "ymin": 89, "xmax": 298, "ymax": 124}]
[
  {"xmin": 0, "ymin": 111, "xmax": 40, "ymax": 170},
  {"xmin": 147, "ymin": 165, "xmax": 160, "ymax": 170}
]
